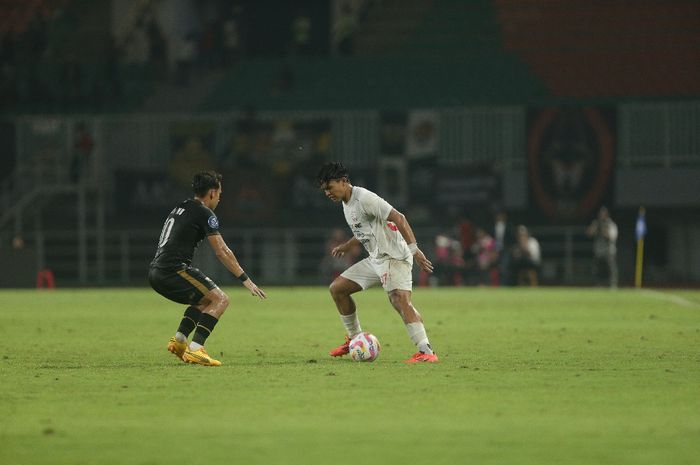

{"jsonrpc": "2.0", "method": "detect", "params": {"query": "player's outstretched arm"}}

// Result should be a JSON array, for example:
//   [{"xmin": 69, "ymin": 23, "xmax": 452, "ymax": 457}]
[
  {"xmin": 387, "ymin": 209, "xmax": 433, "ymax": 273},
  {"xmin": 208, "ymin": 234, "xmax": 267, "ymax": 299},
  {"xmin": 241, "ymin": 277, "xmax": 266, "ymax": 299}
]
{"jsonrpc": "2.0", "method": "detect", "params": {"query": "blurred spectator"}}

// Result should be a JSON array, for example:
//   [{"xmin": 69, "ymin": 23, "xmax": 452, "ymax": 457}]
[
  {"xmin": 291, "ymin": 11, "xmax": 312, "ymax": 56},
  {"xmin": 199, "ymin": 19, "xmax": 219, "ymax": 69},
  {"xmin": 492, "ymin": 211, "xmax": 516, "ymax": 286},
  {"xmin": 12, "ymin": 235, "xmax": 25, "ymax": 250},
  {"xmin": 1, "ymin": 235, "xmax": 37, "ymax": 288},
  {"xmin": 234, "ymin": 105, "xmax": 261, "ymax": 168},
  {"xmin": 175, "ymin": 33, "xmax": 197, "ymax": 86},
  {"xmin": 124, "ymin": 18, "xmax": 150, "ymax": 65},
  {"xmin": 169, "ymin": 136, "xmax": 215, "ymax": 188},
  {"xmin": 70, "ymin": 122, "xmax": 94, "ymax": 183},
  {"xmin": 432, "ymin": 233, "xmax": 466, "ymax": 286},
  {"xmin": 333, "ymin": 3, "xmax": 358, "ymax": 55},
  {"xmin": 221, "ymin": 5, "xmax": 243, "ymax": 67},
  {"xmin": 471, "ymin": 228, "xmax": 497, "ymax": 286},
  {"xmin": 146, "ymin": 14, "xmax": 168, "ymax": 78},
  {"xmin": 511, "ymin": 225, "xmax": 541, "ymax": 286},
  {"xmin": 586, "ymin": 206, "xmax": 618, "ymax": 288},
  {"xmin": 456, "ymin": 216, "xmax": 476, "ymax": 258},
  {"xmin": 320, "ymin": 228, "xmax": 360, "ymax": 282}
]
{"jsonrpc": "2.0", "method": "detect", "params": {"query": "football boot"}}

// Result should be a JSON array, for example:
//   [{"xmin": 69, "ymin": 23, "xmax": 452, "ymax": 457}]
[
  {"xmin": 405, "ymin": 352, "xmax": 439, "ymax": 363},
  {"xmin": 329, "ymin": 335, "xmax": 351, "ymax": 357},
  {"xmin": 167, "ymin": 336, "xmax": 187, "ymax": 361},
  {"xmin": 183, "ymin": 347, "xmax": 222, "ymax": 366}
]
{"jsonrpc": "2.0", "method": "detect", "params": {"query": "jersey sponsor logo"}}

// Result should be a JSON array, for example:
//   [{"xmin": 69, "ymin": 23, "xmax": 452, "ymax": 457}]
[
  {"xmin": 387, "ymin": 221, "xmax": 398, "ymax": 231},
  {"xmin": 208, "ymin": 215, "xmax": 219, "ymax": 229}
]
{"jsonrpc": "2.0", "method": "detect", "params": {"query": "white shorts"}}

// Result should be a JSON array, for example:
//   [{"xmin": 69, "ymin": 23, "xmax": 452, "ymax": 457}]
[{"xmin": 341, "ymin": 257, "xmax": 413, "ymax": 292}]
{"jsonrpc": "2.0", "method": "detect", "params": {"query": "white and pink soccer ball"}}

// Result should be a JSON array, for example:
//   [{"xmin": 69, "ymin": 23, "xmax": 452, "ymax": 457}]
[{"xmin": 349, "ymin": 332, "xmax": 381, "ymax": 362}]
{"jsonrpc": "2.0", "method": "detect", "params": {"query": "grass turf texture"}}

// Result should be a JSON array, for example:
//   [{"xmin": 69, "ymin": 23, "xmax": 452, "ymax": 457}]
[{"xmin": 1, "ymin": 287, "xmax": 699, "ymax": 465}]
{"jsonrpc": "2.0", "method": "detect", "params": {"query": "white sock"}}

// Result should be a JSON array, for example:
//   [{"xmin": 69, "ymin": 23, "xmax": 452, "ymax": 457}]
[
  {"xmin": 175, "ymin": 332, "xmax": 187, "ymax": 343},
  {"xmin": 340, "ymin": 312, "xmax": 362, "ymax": 338},
  {"xmin": 189, "ymin": 341, "xmax": 203, "ymax": 351},
  {"xmin": 405, "ymin": 322, "xmax": 434, "ymax": 354}
]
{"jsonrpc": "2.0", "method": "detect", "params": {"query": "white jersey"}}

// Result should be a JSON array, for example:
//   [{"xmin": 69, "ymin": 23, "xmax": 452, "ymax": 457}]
[{"xmin": 342, "ymin": 186, "xmax": 411, "ymax": 263}]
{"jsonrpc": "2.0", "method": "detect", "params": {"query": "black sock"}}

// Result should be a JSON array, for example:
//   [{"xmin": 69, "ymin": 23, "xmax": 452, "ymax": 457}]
[
  {"xmin": 192, "ymin": 313, "xmax": 219, "ymax": 346},
  {"xmin": 177, "ymin": 306, "xmax": 201, "ymax": 337}
]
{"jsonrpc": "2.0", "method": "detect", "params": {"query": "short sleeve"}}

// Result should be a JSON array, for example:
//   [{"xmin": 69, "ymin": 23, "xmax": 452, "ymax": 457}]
[
  {"xmin": 202, "ymin": 209, "xmax": 220, "ymax": 236},
  {"xmin": 362, "ymin": 190, "xmax": 393, "ymax": 220}
]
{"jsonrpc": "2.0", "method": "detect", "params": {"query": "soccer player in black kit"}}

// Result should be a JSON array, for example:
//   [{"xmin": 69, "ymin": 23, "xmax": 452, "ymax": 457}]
[{"xmin": 149, "ymin": 171, "xmax": 266, "ymax": 366}]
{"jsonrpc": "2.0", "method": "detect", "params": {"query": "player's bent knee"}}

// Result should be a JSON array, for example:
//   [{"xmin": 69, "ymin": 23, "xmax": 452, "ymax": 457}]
[
  {"xmin": 330, "ymin": 277, "xmax": 362, "ymax": 300},
  {"xmin": 329, "ymin": 281, "xmax": 344, "ymax": 298},
  {"xmin": 218, "ymin": 291, "xmax": 230, "ymax": 308},
  {"xmin": 388, "ymin": 290, "xmax": 409, "ymax": 307},
  {"xmin": 207, "ymin": 288, "xmax": 229, "ymax": 307}
]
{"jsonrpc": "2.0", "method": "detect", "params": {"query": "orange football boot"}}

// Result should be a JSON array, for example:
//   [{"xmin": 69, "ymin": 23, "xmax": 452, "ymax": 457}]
[
  {"xmin": 329, "ymin": 335, "xmax": 351, "ymax": 357},
  {"xmin": 167, "ymin": 336, "xmax": 187, "ymax": 361},
  {"xmin": 405, "ymin": 352, "xmax": 439, "ymax": 363}
]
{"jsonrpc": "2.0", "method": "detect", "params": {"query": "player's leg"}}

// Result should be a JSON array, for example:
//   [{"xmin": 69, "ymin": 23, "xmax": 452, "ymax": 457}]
[
  {"xmin": 328, "ymin": 276, "xmax": 362, "ymax": 356},
  {"xmin": 149, "ymin": 267, "xmax": 195, "ymax": 361},
  {"xmin": 593, "ymin": 256, "xmax": 606, "ymax": 286},
  {"xmin": 149, "ymin": 266, "xmax": 223, "ymax": 365},
  {"xmin": 328, "ymin": 259, "xmax": 377, "ymax": 357},
  {"xmin": 168, "ymin": 303, "xmax": 201, "ymax": 360},
  {"xmin": 189, "ymin": 287, "xmax": 228, "ymax": 351},
  {"xmin": 180, "ymin": 267, "xmax": 227, "ymax": 366},
  {"xmin": 170, "ymin": 296, "xmax": 225, "ymax": 362},
  {"xmin": 382, "ymin": 259, "xmax": 438, "ymax": 363},
  {"xmin": 329, "ymin": 276, "xmax": 362, "ymax": 316},
  {"xmin": 607, "ymin": 254, "xmax": 618, "ymax": 289},
  {"xmin": 387, "ymin": 289, "xmax": 437, "ymax": 362}
]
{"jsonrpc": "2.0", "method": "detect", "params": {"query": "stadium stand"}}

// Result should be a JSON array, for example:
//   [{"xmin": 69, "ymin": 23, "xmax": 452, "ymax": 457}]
[
  {"xmin": 200, "ymin": 0, "xmax": 545, "ymax": 111},
  {"xmin": 199, "ymin": 54, "xmax": 545, "ymax": 111},
  {"xmin": 494, "ymin": 0, "xmax": 700, "ymax": 97},
  {"xmin": 353, "ymin": 0, "xmax": 433, "ymax": 55},
  {"xmin": 1, "ymin": 0, "xmax": 153, "ymax": 113}
]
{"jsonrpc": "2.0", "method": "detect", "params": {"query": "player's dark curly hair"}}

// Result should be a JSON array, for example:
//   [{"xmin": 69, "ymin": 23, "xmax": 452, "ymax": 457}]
[
  {"xmin": 316, "ymin": 162, "xmax": 349, "ymax": 187},
  {"xmin": 192, "ymin": 171, "xmax": 222, "ymax": 197}
]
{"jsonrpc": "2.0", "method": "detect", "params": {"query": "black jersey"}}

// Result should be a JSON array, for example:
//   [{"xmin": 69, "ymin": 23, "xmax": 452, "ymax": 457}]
[{"xmin": 150, "ymin": 199, "xmax": 220, "ymax": 270}]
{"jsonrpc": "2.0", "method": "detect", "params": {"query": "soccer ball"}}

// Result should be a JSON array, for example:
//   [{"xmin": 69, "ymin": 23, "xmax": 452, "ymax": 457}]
[{"xmin": 349, "ymin": 332, "xmax": 381, "ymax": 362}]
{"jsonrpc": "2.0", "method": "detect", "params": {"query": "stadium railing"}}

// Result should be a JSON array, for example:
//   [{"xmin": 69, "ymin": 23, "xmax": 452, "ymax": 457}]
[{"xmin": 2, "ymin": 225, "xmax": 591, "ymax": 288}]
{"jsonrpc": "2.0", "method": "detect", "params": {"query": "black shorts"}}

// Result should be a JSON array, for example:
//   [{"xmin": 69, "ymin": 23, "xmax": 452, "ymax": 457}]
[{"xmin": 148, "ymin": 266, "xmax": 218, "ymax": 305}]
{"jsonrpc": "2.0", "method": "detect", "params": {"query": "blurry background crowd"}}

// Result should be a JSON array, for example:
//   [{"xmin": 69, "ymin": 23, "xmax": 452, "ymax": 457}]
[{"xmin": 1, "ymin": 0, "xmax": 699, "ymax": 288}]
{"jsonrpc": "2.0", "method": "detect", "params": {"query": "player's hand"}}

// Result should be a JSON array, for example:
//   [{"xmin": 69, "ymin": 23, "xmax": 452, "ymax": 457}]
[
  {"xmin": 243, "ymin": 279, "xmax": 267, "ymax": 299},
  {"xmin": 331, "ymin": 244, "xmax": 347, "ymax": 258},
  {"xmin": 414, "ymin": 249, "xmax": 434, "ymax": 273}
]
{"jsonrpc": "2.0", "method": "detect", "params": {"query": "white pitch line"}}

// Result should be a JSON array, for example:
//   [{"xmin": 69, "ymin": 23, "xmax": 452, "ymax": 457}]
[{"xmin": 642, "ymin": 289, "xmax": 700, "ymax": 308}]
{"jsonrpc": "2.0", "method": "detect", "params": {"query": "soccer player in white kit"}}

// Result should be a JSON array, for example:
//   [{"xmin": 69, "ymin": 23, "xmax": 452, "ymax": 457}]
[{"xmin": 317, "ymin": 162, "xmax": 438, "ymax": 363}]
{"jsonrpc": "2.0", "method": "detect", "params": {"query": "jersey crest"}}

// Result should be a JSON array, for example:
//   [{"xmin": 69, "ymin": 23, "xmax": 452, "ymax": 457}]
[{"xmin": 208, "ymin": 215, "xmax": 219, "ymax": 229}]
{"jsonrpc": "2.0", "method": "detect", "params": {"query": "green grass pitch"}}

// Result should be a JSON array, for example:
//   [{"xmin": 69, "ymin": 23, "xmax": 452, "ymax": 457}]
[{"xmin": 1, "ymin": 287, "xmax": 699, "ymax": 465}]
